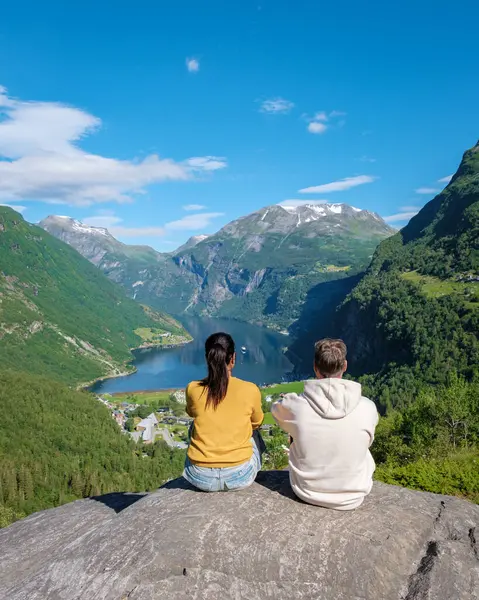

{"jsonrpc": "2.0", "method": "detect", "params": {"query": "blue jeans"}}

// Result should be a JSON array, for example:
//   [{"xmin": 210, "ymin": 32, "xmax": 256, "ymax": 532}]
[{"xmin": 183, "ymin": 430, "xmax": 265, "ymax": 492}]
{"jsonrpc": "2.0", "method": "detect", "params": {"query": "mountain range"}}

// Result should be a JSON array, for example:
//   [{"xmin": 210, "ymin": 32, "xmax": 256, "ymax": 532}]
[
  {"xmin": 40, "ymin": 203, "xmax": 394, "ymax": 331},
  {"xmin": 0, "ymin": 207, "xmax": 190, "ymax": 385}
]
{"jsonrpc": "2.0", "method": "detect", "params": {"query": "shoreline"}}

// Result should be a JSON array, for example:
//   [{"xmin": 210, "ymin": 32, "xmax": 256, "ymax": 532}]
[{"xmin": 79, "ymin": 337, "xmax": 193, "ymax": 392}]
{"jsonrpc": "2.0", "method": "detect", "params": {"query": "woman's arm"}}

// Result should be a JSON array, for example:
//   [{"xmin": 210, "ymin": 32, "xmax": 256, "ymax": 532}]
[
  {"xmin": 185, "ymin": 384, "xmax": 194, "ymax": 418},
  {"xmin": 251, "ymin": 386, "xmax": 264, "ymax": 429}
]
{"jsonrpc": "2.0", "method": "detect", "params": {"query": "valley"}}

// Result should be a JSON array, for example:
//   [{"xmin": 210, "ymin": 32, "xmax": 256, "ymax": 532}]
[
  {"xmin": 1, "ymin": 140, "xmax": 478, "ymax": 532},
  {"xmin": 40, "ymin": 202, "xmax": 394, "ymax": 332},
  {"xmin": 92, "ymin": 316, "xmax": 294, "ymax": 394}
]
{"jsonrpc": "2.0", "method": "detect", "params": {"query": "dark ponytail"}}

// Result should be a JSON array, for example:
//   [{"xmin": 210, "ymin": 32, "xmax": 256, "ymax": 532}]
[{"xmin": 200, "ymin": 332, "xmax": 235, "ymax": 409}]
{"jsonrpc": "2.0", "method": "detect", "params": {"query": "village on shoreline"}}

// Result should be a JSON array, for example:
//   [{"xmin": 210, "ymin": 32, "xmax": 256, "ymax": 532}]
[{"xmin": 95, "ymin": 381, "xmax": 306, "ymax": 450}]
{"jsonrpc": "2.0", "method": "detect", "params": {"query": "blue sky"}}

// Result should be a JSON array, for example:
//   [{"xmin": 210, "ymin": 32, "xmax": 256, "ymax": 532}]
[{"xmin": 0, "ymin": 0, "xmax": 478, "ymax": 250}]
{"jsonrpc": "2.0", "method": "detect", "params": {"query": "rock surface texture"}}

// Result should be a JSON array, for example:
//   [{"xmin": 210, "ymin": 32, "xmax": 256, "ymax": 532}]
[{"xmin": 1, "ymin": 472, "xmax": 478, "ymax": 600}]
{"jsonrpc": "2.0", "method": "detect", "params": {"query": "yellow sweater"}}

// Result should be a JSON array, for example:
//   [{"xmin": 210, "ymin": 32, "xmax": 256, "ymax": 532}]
[{"xmin": 186, "ymin": 377, "xmax": 264, "ymax": 468}]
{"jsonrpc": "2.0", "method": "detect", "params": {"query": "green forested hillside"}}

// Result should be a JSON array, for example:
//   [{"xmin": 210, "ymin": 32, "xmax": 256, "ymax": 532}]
[
  {"xmin": 0, "ymin": 371, "xmax": 185, "ymax": 527},
  {"xmin": 0, "ymin": 207, "xmax": 190, "ymax": 385},
  {"xmin": 336, "ymin": 141, "xmax": 479, "ymax": 410},
  {"xmin": 373, "ymin": 375, "xmax": 479, "ymax": 503}
]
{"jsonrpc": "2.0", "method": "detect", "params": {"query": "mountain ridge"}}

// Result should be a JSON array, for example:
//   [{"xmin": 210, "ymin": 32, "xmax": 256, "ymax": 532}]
[
  {"xmin": 40, "ymin": 202, "xmax": 395, "ymax": 331},
  {"xmin": 0, "ymin": 207, "xmax": 190, "ymax": 385},
  {"xmin": 330, "ymin": 141, "xmax": 479, "ymax": 408}
]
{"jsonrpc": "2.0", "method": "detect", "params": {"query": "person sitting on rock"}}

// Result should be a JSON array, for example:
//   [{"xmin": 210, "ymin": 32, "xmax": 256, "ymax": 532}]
[
  {"xmin": 271, "ymin": 338, "xmax": 378, "ymax": 510},
  {"xmin": 183, "ymin": 332, "xmax": 265, "ymax": 492}
]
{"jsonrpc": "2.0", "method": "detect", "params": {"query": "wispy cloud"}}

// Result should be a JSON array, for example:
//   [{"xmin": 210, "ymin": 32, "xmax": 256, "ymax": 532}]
[
  {"xmin": 438, "ymin": 174, "xmax": 453, "ymax": 184},
  {"xmin": 0, "ymin": 203, "xmax": 27, "ymax": 213},
  {"xmin": 415, "ymin": 187, "xmax": 440, "ymax": 195},
  {"xmin": 358, "ymin": 156, "xmax": 377, "ymax": 163},
  {"xmin": 83, "ymin": 214, "xmax": 165, "ymax": 237},
  {"xmin": 186, "ymin": 57, "xmax": 200, "ymax": 72},
  {"xmin": 183, "ymin": 204, "xmax": 206, "ymax": 211},
  {"xmin": 184, "ymin": 156, "xmax": 226, "ymax": 171},
  {"xmin": 400, "ymin": 205, "xmax": 421, "ymax": 212},
  {"xmin": 299, "ymin": 175, "xmax": 376, "ymax": 194},
  {"xmin": 305, "ymin": 110, "xmax": 347, "ymax": 135},
  {"xmin": 0, "ymin": 86, "xmax": 227, "ymax": 207},
  {"xmin": 278, "ymin": 199, "xmax": 329, "ymax": 207},
  {"xmin": 259, "ymin": 98, "xmax": 294, "ymax": 114},
  {"xmin": 383, "ymin": 211, "xmax": 419, "ymax": 223},
  {"xmin": 329, "ymin": 110, "xmax": 347, "ymax": 118},
  {"xmin": 312, "ymin": 111, "xmax": 328, "ymax": 122},
  {"xmin": 165, "ymin": 212, "xmax": 224, "ymax": 231},
  {"xmin": 307, "ymin": 121, "xmax": 327, "ymax": 134}
]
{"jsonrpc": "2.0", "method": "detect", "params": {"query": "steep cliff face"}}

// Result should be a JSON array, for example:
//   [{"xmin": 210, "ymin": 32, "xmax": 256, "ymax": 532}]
[
  {"xmin": 334, "ymin": 141, "xmax": 479, "ymax": 406},
  {"xmin": 1, "ymin": 472, "xmax": 478, "ymax": 600},
  {"xmin": 41, "ymin": 204, "xmax": 394, "ymax": 330}
]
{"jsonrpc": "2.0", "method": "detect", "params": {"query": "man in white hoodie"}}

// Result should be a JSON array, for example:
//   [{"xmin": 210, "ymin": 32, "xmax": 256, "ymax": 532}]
[{"xmin": 271, "ymin": 338, "xmax": 379, "ymax": 510}]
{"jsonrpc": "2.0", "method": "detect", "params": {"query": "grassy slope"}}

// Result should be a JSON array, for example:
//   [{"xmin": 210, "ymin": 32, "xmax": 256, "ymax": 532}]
[
  {"xmin": 401, "ymin": 271, "xmax": 479, "ymax": 309},
  {"xmin": 0, "ymin": 207, "xmax": 189, "ymax": 385}
]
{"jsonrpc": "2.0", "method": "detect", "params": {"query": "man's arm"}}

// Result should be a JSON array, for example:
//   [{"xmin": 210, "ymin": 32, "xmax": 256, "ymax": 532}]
[
  {"xmin": 251, "ymin": 386, "xmax": 264, "ymax": 429},
  {"xmin": 271, "ymin": 394, "xmax": 296, "ymax": 436},
  {"xmin": 365, "ymin": 399, "xmax": 379, "ymax": 447}
]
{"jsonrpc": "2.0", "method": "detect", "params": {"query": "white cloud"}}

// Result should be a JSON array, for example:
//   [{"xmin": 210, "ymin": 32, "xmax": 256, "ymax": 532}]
[
  {"xmin": 165, "ymin": 212, "xmax": 224, "ymax": 231},
  {"xmin": 400, "ymin": 205, "xmax": 421, "ymax": 211},
  {"xmin": 278, "ymin": 199, "xmax": 329, "ymax": 207},
  {"xmin": 83, "ymin": 214, "xmax": 165, "ymax": 237},
  {"xmin": 305, "ymin": 110, "xmax": 346, "ymax": 134},
  {"xmin": 0, "ymin": 85, "xmax": 14, "ymax": 108},
  {"xmin": 186, "ymin": 57, "xmax": 200, "ymax": 72},
  {"xmin": 183, "ymin": 204, "xmax": 206, "ymax": 211},
  {"xmin": 259, "ymin": 98, "xmax": 294, "ymax": 114},
  {"xmin": 313, "ymin": 111, "xmax": 328, "ymax": 122},
  {"xmin": 438, "ymin": 174, "xmax": 453, "ymax": 184},
  {"xmin": 308, "ymin": 121, "xmax": 328, "ymax": 134},
  {"xmin": 415, "ymin": 187, "xmax": 440, "ymax": 195},
  {"xmin": 0, "ymin": 86, "xmax": 227, "ymax": 207},
  {"xmin": 83, "ymin": 215, "xmax": 122, "ymax": 228},
  {"xmin": 299, "ymin": 175, "xmax": 376, "ymax": 194},
  {"xmin": 184, "ymin": 156, "xmax": 227, "ymax": 171},
  {"xmin": 383, "ymin": 211, "xmax": 419, "ymax": 223},
  {"xmin": 0, "ymin": 203, "xmax": 27, "ymax": 213}
]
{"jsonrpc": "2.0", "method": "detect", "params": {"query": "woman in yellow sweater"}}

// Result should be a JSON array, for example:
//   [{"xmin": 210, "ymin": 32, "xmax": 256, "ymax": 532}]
[{"xmin": 183, "ymin": 332, "xmax": 265, "ymax": 492}]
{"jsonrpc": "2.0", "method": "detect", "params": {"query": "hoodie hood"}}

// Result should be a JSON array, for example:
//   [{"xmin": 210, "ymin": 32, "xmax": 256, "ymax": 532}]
[{"xmin": 302, "ymin": 378, "xmax": 362, "ymax": 419}]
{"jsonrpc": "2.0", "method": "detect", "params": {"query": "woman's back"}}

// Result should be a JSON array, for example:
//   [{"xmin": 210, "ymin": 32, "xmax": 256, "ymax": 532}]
[{"xmin": 186, "ymin": 376, "xmax": 263, "ymax": 468}]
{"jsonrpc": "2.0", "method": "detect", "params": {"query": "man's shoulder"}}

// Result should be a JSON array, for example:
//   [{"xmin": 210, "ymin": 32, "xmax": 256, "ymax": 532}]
[{"xmin": 359, "ymin": 396, "xmax": 379, "ymax": 417}]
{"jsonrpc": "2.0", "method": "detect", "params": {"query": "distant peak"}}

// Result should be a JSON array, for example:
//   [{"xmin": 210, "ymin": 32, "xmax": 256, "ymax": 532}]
[
  {"xmin": 279, "ymin": 202, "xmax": 362, "ymax": 215},
  {"xmin": 40, "ymin": 215, "xmax": 111, "ymax": 237}
]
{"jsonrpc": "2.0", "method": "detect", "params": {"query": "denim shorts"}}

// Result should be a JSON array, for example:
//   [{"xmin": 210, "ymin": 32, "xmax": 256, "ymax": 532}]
[{"xmin": 183, "ymin": 432, "xmax": 264, "ymax": 492}]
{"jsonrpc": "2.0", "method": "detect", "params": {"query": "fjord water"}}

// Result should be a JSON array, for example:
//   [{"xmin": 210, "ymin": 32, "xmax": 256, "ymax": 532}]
[{"xmin": 92, "ymin": 317, "xmax": 294, "ymax": 393}]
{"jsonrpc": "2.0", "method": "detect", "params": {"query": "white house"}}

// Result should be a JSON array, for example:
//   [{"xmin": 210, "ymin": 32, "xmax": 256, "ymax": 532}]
[
  {"xmin": 136, "ymin": 413, "xmax": 159, "ymax": 444},
  {"xmin": 172, "ymin": 390, "xmax": 186, "ymax": 404}
]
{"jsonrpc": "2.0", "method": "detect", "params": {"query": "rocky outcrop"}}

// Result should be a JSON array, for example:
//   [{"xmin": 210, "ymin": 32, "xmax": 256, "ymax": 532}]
[{"xmin": 1, "ymin": 472, "xmax": 478, "ymax": 599}]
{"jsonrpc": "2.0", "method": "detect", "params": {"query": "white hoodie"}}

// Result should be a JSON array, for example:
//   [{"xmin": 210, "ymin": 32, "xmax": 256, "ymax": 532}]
[{"xmin": 271, "ymin": 378, "xmax": 379, "ymax": 510}]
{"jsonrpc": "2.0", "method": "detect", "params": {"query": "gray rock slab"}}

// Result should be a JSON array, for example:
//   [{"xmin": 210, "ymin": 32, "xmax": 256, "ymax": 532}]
[{"xmin": 0, "ymin": 472, "xmax": 478, "ymax": 600}]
